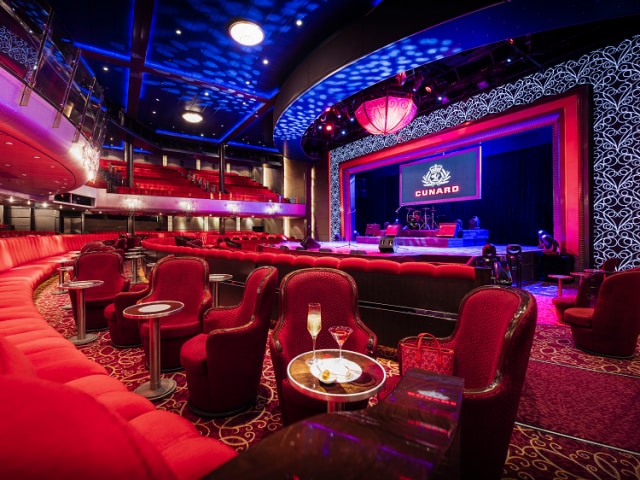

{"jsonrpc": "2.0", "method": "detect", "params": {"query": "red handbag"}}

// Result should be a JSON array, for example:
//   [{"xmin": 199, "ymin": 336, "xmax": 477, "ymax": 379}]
[{"xmin": 398, "ymin": 333, "xmax": 454, "ymax": 376}]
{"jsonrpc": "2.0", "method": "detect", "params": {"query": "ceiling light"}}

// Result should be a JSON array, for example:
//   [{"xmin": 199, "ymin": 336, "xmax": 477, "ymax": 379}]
[
  {"xmin": 229, "ymin": 20, "xmax": 264, "ymax": 46},
  {"xmin": 182, "ymin": 110, "xmax": 203, "ymax": 123},
  {"xmin": 355, "ymin": 94, "xmax": 417, "ymax": 135}
]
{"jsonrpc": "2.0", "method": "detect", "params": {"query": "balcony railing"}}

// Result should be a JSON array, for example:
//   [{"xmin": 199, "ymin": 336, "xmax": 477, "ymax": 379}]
[{"xmin": 0, "ymin": 0, "xmax": 107, "ymax": 159}]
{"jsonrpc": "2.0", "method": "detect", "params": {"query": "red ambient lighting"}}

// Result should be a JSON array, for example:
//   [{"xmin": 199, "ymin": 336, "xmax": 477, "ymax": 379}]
[{"xmin": 355, "ymin": 95, "xmax": 417, "ymax": 135}]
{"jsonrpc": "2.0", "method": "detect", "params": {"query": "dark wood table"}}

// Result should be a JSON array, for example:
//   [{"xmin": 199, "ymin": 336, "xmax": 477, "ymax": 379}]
[
  {"xmin": 204, "ymin": 368, "xmax": 464, "ymax": 480},
  {"xmin": 287, "ymin": 349, "xmax": 386, "ymax": 412}
]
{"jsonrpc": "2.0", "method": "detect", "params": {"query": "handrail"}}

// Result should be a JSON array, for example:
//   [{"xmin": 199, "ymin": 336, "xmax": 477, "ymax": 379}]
[{"xmin": 0, "ymin": 0, "xmax": 107, "ymax": 177}]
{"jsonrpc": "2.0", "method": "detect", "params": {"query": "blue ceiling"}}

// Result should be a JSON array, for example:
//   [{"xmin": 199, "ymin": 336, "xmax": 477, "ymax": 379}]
[{"xmin": 42, "ymin": 0, "xmax": 640, "ymax": 162}]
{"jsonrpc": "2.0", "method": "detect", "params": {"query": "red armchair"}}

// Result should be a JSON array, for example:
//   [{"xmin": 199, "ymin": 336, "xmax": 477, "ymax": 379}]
[
  {"xmin": 439, "ymin": 285, "xmax": 537, "ymax": 480},
  {"xmin": 180, "ymin": 266, "xmax": 278, "ymax": 417},
  {"xmin": 104, "ymin": 272, "xmax": 153, "ymax": 348},
  {"xmin": 563, "ymin": 268, "xmax": 640, "ymax": 358},
  {"xmin": 138, "ymin": 256, "xmax": 212, "ymax": 371},
  {"xmin": 552, "ymin": 257, "xmax": 620, "ymax": 321},
  {"xmin": 269, "ymin": 268, "xmax": 377, "ymax": 425},
  {"xmin": 69, "ymin": 251, "xmax": 130, "ymax": 331},
  {"xmin": 552, "ymin": 270, "xmax": 604, "ymax": 322}
]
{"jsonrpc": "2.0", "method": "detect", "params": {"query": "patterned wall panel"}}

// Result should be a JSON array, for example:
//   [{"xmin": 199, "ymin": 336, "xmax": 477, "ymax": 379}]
[{"xmin": 330, "ymin": 36, "xmax": 640, "ymax": 269}]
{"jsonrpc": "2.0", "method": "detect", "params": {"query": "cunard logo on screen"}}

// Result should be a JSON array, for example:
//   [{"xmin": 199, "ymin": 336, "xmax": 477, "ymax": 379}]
[
  {"xmin": 422, "ymin": 164, "xmax": 451, "ymax": 187},
  {"xmin": 415, "ymin": 163, "xmax": 459, "ymax": 197}
]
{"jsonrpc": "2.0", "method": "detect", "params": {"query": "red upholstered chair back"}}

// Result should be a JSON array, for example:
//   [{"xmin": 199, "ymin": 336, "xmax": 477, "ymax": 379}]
[
  {"xmin": 73, "ymin": 250, "xmax": 129, "ymax": 299},
  {"xmin": 271, "ymin": 268, "xmax": 377, "ymax": 361},
  {"xmin": 589, "ymin": 269, "xmax": 640, "ymax": 354},
  {"xmin": 600, "ymin": 257, "xmax": 620, "ymax": 272},
  {"xmin": 439, "ymin": 285, "xmax": 537, "ymax": 480},
  {"xmin": 270, "ymin": 268, "xmax": 377, "ymax": 424},
  {"xmin": 141, "ymin": 255, "xmax": 211, "ymax": 317},
  {"xmin": 80, "ymin": 241, "xmax": 107, "ymax": 253},
  {"xmin": 181, "ymin": 266, "xmax": 279, "ymax": 416}
]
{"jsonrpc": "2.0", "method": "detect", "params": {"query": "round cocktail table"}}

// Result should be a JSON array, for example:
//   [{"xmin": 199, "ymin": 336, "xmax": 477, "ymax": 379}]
[
  {"xmin": 62, "ymin": 279, "xmax": 104, "ymax": 345},
  {"xmin": 123, "ymin": 300, "xmax": 184, "ymax": 401},
  {"xmin": 208, "ymin": 273, "xmax": 233, "ymax": 307},
  {"xmin": 287, "ymin": 349, "xmax": 386, "ymax": 412},
  {"xmin": 548, "ymin": 274, "xmax": 573, "ymax": 296}
]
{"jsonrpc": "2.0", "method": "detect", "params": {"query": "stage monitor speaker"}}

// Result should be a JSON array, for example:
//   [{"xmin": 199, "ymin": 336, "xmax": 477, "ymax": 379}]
[
  {"xmin": 378, "ymin": 236, "xmax": 397, "ymax": 253},
  {"xmin": 385, "ymin": 224, "xmax": 400, "ymax": 236},
  {"xmin": 436, "ymin": 223, "xmax": 460, "ymax": 238},
  {"xmin": 300, "ymin": 236, "xmax": 321, "ymax": 250},
  {"xmin": 365, "ymin": 223, "xmax": 380, "ymax": 236}
]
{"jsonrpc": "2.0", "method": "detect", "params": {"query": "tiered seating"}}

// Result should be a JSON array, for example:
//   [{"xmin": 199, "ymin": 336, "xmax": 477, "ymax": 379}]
[{"xmin": 95, "ymin": 161, "xmax": 282, "ymax": 202}]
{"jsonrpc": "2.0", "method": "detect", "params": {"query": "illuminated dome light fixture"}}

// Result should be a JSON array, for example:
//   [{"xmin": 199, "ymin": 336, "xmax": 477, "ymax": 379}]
[
  {"xmin": 182, "ymin": 110, "xmax": 203, "ymax": 123},
  {"xmin": 355, "ymin": 94, "xmax": 417, "ymax": 135},
  {"xmin": 229, "ymin": 20, "xmax": 264, "ymax": 46}
]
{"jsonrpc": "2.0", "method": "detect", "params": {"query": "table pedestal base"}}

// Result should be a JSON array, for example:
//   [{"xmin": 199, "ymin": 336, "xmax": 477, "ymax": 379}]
[
  {"xmin": 52, "ymin": 288, "xmax": 68, "ymax": 295},
  {"xmin": 135, "ymin": 378, "xmax": 177, "ymax": 401},
  {"xmin": 69, "ymin": 332, "xmax": 99, "ymax": 345}
]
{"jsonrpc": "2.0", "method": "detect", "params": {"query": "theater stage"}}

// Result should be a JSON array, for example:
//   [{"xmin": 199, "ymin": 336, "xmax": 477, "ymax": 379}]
[{"xmin": 269, "ymin": 237, "xmax": 542, "ymax": 279}]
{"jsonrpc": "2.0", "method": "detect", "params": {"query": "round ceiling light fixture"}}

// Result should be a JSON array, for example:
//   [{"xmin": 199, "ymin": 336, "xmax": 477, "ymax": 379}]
[
  {"xmin": 229, "ymin": 20, "xmax": 264, "ymax": 46},
  {"xmin": 182, "ymin": 110, "xmax": 203, "ymax": 123}
]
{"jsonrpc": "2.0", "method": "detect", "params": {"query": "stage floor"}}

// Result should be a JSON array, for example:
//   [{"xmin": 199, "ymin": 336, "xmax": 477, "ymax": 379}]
[{"xmin": 277, "ymin": 239, "xmax": 541, "ymax": 263}]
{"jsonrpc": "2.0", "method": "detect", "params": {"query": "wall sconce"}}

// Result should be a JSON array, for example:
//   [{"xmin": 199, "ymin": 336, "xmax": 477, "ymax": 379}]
[
  {"xmin": 226, "ymin": 202, "xmax": 241, "ymax": 215},
  {"xmin": 265, "ymin": 202, "xmax": 280, "ymax": 215},
  {"xmin": 179, "ymin": 200, "xmax": 196, "ymax": 221},
  {"xmin": 122, "ymin": 197, "xmax": 141, "ymax": 215}
]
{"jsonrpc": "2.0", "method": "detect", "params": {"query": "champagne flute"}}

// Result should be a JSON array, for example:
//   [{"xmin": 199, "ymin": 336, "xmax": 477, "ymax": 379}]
[
  {"xmin": 305, "ymin": 303, "xmax": 322, "ymax": 366},
  {"xmin": 328, "ymin": 326, "xmax": 352, "ymax": 362}
]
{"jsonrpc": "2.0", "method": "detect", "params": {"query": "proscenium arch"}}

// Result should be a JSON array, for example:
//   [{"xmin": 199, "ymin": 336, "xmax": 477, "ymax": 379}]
[{"xmin": 335, "ymin": 87, "xmax": 590, "ymax": 270}]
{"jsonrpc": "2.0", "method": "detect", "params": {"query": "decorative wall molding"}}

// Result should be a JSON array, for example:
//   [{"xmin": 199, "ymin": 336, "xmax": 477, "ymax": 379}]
[{"xmin": 330, "ymin": 35, "xmax": 640, "ymax": 269}]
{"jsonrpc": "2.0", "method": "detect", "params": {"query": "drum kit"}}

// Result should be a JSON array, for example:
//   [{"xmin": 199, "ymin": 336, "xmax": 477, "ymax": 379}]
[{"xmin": 404, "ymin": 206, "xmax": 438, "ymax": 230}]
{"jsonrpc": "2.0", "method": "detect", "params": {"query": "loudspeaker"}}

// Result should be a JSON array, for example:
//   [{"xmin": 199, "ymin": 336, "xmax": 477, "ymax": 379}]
[
  {"xmin": 300, "ymin": 236, "xmax": 321, "ymax": 250},
  {"xmin": 436, "ymin": 223, "xmax": 459, "ymax": 238},
  {"xmin": 378, "ymin": 236, "xmax": 397, "ymax": 253},
  {"xmin": 385, "ymin": 224, "xmax": 400, "ymax": 236}
]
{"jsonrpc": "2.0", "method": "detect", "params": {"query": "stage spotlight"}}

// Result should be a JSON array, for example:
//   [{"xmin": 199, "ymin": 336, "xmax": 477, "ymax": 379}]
[
  {"xmin": 537, "ymin": 230, "xmax": 549, "ymax": 248},
  {"xmin": 538, "ymin": 230, "xmax": 559, "ymax": 254},
  {"xmin": 300, "ymin": 236, "xmax": 321, "ymax": 250}
]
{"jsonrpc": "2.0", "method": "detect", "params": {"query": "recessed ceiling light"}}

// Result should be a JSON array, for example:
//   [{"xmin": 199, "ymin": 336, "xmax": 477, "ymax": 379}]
[
  {"xmin": 229, "ymin": 20, "xmax": 264, "ymax": 46},
  {"xmin": 182, "ymin": 110, "xmax": 203, "ymax": 123}
]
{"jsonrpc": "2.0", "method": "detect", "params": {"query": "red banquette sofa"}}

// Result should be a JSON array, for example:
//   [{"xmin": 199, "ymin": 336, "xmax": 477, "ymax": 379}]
[{"xmin": 0, "ymin": 233, "xmax": 237, "ymax": 479}]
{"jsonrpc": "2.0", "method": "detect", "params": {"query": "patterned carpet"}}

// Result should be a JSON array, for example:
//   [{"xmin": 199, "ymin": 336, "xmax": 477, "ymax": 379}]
[{"xmin": 34, "ymin": 276, "xmax": 640, "ymax": 479}]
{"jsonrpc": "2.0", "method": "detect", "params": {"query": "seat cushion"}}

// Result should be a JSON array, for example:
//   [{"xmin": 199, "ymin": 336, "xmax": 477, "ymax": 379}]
[{"xmin": 563, "ymin": 307, "xmax": 594, "ymax": 328}]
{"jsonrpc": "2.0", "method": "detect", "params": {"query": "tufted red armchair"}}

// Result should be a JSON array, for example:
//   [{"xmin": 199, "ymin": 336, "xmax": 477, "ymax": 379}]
[
  {"xmin": 435, "ymin": 285, "xmax": 537, "ymax": 480},
  {"xmin": 138, "ymin": 256, "xmax": 212, "ymax": 371},
  {"xmin": 269, "ymin": 268, "xmax": 377, "ymax": 425},
  {"xmin": 180, "ymin": 266, "xmax": 278, "ymax": 417},
  {"xmin": 563, "ymin": 268, "xmax": 640, "ymax": 358},
  {"xmin": 69, "ymin": 251, "xmax": 130, "ymax": 331}
]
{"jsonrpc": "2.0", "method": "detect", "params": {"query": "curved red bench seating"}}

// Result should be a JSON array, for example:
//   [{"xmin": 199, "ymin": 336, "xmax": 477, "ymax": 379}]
[{"xmin": 0, "ymin": 234, "xmax": 237, "ymax": 477}]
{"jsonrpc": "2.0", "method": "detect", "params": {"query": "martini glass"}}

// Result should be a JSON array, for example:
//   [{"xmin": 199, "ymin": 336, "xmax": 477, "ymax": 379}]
[
  {"xmin": 305, "ymin": 303, "xmax": 322, "ymax": 366},
  {"xmin": 328, "ymin": 326, "xmax": 352, "ymax": 364}
]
